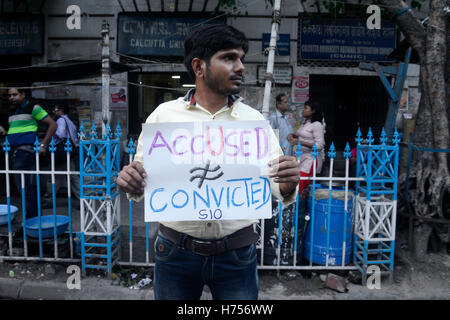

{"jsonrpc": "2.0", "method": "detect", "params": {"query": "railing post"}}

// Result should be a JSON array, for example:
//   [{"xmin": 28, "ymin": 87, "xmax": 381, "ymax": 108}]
[
  {"xmin": 79, "ymin": 123, "xmax": 121, "ymax": 277},
  {"xmin": 405, "ymin": 132, "xmax": 414, "ymax": 250},
  {"xmin": 353, "ymin": 128, "xmax": 400, "ymax": 285}
]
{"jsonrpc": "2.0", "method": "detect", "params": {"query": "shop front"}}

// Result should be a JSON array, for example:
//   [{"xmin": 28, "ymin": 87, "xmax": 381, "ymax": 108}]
[
  {"xmin": 294, "ymin": 16, "xmax": 398, "ymax": 150},
  {"xmin": 117, "ymin": 13, "xmax": 226, "ymax": 136}
]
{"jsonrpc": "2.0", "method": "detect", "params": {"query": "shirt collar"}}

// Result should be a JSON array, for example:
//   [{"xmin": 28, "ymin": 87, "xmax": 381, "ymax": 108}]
[
  {"xmin": 276, "ymin": 109, "xmax": 285, "ymax": 118},
  {"xmin": 20, "ymin": 99, "xmax": 29, "ymax": 108},
  {"xmin": 14, "ymin": 99, "xmax": 29, "ymax": 114},
  {"xmin": 182, "ymin": 88, "xmax": 243, "ymax": 118}
]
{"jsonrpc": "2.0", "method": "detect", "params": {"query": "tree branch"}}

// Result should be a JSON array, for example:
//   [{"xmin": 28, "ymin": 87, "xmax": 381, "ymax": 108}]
[{"xmin": 378, "ymin": 0, "xmax": 427, "ymax": 59}]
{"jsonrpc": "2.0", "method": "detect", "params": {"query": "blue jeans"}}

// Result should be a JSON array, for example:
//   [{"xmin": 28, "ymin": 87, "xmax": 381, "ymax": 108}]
[
  {"xmin": 154, "ymin": 232, "xmax": 259, "ymax": 300},
  {"xmin": 12, "ymin": 149, "xmax": 38, "ymax": 219}
]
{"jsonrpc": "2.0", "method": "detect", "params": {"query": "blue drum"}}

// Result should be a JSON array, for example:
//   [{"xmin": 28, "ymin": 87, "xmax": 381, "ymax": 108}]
[{"xmin": 303, "ymin": 188, "xmax": 354, "ymax": 265}]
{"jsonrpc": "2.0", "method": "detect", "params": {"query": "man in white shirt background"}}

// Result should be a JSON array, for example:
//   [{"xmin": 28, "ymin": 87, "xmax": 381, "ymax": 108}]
[{"xmin": 269, "ymin": 93, "xmax": 294, "ymax": 156}]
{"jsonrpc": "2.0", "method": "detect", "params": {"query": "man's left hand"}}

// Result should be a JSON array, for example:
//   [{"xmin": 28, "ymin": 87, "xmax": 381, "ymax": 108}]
[{"xmin": 268, "ymin": 155, "xmax": 300, "ymax": 196}]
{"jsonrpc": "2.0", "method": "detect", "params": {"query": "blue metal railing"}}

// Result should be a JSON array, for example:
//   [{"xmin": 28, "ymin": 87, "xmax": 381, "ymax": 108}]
[{"xmin": 0, "ymin": 127, "xmax": 400, "ymax": 277}]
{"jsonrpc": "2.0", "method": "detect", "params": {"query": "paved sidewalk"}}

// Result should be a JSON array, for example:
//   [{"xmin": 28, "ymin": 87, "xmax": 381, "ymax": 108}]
[
  {"xmin": 0, "ymin": 276, "xmax": 155, "ymax": 300},
  {"xmin": 1, "ymin": 248, "xmax": 450, "ymax": 300}
]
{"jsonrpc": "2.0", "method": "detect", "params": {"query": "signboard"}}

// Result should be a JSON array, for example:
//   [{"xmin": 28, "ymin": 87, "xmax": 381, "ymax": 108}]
[
  {"xmin": 0, "ymin": 15, "xmax": 44, "ymax": 55},
  {"xmin": 110, "ymin": 86, "xmax": 128, "ymax": 110},
  {"xmin": 299, "ymin": 18, "xmax": 396, "ymax": 62},
  {"xmin": 291, "ymin": 75, "xmax": 310, "ymax": 103},
  {"xmin": 257, "ymin": 65, "xmax": 292, "ymax": 85},
  {"xmin": 143, "ymin": 121, "xmax": 273, "ymax": 222},
  {"xmin": 118, "ymin": 14, "xmax": 226, "ymax": 56},
  {"xmin": 262, "ymin": 33, "xmax": 290, "ymax": 56},
  {"xmin": 77, "ymin": 105, "xmax": 91, "ymax": 128}
]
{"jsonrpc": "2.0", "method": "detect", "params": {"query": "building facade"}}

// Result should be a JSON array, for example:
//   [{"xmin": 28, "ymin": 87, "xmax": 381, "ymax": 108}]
[{"xmin": 0, "ymin": 0, "xmax": 423, "ymax": 157}]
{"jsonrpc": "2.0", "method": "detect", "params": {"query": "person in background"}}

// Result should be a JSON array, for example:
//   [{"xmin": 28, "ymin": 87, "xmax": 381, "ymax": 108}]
[
  {"xmin": 288, "ymin": 100, "xmax": 325, "ymax": 196},
  {"xmin": 269, "ymin": 93, "xmax": 294, "ymax": 156},
  {"xmin": 7, "ymin": 85, "xmax": 57, "ymax": 218},
  {"xmin": 43, "ymin": 105, "xmax": 80, "ymax": 209}
]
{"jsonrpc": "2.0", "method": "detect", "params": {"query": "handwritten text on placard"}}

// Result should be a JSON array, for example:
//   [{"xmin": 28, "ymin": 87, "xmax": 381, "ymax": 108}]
[{"xmin": 143, "ymin": 121, "xmax": 274, "ymax": 222}]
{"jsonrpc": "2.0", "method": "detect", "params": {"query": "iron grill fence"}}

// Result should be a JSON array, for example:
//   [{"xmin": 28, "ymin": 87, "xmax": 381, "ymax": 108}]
[{"xmin": 0, "ymin": 125, "xmax": 400, "ymax": 284}]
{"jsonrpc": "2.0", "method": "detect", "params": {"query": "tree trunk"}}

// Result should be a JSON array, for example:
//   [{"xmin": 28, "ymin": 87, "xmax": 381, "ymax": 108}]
[
  {"xmin": 411, "ymin": 0, "xmax": 450, "ymax": 219},
  {"xmin": 381, "ymin": 0, "xmax": 450, "ymax": 254}
]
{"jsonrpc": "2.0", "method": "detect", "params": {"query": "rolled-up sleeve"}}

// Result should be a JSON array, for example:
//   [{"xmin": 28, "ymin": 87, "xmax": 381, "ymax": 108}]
[{"xmin": 311, "ymin": 122, "xmax": 325, "ymax": 150}]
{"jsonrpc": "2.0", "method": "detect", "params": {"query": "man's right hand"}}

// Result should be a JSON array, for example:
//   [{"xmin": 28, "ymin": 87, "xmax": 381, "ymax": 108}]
[{"xmin": 117, "ymin": 161, "xmax": 147, "ymax": 196}]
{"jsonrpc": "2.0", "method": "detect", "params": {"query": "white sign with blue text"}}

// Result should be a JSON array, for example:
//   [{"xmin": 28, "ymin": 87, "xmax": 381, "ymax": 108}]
[{"xmin": 143, "ymin": 121, "xmax": 273, "ymax": 222}]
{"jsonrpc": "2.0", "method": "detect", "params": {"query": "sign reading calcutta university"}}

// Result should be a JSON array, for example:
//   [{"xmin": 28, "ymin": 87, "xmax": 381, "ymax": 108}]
[
  {"xmin": 117, "ymin": 14, "xmax": 226, "ymax": 57},
  {"xmin": 0, "ymin": 15, "xmax": 44, "ymax": 55}
]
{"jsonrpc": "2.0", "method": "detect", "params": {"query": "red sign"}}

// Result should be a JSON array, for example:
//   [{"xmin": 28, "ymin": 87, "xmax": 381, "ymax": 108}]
[
  {"xmin": 111, "ymin": 93, "xmax": 126, "ymax": 103},
  {"xmin": 295, "ymin": 78, "xmax": 309, "ymax": 89},
  {"xmin": 109, "ymin": 86, "xmax": 128, "ymax": 110},
  {"xmin": 291, "ymin": 75, "xmax": 310, "ymax": 103}
]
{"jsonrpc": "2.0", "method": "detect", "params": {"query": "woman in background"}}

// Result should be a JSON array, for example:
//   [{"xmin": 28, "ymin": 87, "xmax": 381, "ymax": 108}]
[{"xmin": 288, "ymin": 100, "xmax": 325, "ymax": 196}]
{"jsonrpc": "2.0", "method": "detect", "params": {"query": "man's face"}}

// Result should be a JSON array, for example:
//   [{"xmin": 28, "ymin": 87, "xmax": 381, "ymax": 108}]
[
  {"xmin": 8, "ymin": 88, "xmax": 26, "ymax": 105},
  {"xmin": 277, "ymin": 95, "xmax": 290, "ymax": 113},
  {"xmin": 204, "ymin": 47, "xmax": 246, "ymax": 96},
  {"xmin": 53, "ymin": 107, "xmax": 63, "ymax": 117}
]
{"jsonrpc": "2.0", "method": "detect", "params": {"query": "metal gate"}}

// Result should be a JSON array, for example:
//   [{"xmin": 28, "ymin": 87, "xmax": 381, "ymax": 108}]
[{"xmin": 0, "ymin": 124, "xmax": 400, "ymax": 284}]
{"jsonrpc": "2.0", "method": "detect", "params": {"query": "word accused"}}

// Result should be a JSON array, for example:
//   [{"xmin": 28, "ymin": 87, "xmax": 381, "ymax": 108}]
[
  {"xmin": 148, "ymin": 126, "xmax": 269, "ymax": 160},
  {"xmin": 149, "ymin": 177, "xmax": 271, "ymax": 219}
]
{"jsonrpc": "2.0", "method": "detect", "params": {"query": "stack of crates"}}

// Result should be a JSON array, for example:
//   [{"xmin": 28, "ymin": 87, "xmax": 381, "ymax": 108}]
[{"xmin": 354, "ymin": 128, "xmax": 400, "ymax": 285}]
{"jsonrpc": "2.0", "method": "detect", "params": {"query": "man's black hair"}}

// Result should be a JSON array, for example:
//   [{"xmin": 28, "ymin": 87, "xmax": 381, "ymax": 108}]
[
  {"xmin": 305, "ymin": 100, "xmax": 323, "ymax": 123},
  {"xmin": 8, "ymin": 83, "xmax": 31, "ymax": 97},
  {"xmin": 55, "ymin": 104, "xmax": 69, "ymax": 114},
  {"xmin": 184, "ymin": 24, "xmax": 249, "ymax": 81},
  {"xmin": 275, "ymin": 93, "xmax": 287, "ymax": 105}
]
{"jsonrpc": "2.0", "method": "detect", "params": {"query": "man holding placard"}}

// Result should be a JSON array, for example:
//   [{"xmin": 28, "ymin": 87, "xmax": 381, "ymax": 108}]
[{"xmin": 117, "ymin": 24, "xmax": 300, "ymax": 300}]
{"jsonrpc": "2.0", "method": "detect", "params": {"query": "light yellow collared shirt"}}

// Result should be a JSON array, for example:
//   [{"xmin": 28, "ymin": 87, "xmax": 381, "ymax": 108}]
[{"xmin": 128, "ymin": 93, "xmax": 298, "ymax": 239}]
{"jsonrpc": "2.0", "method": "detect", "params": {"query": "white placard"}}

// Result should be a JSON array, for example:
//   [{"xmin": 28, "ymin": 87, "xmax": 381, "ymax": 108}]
[{"xmin": 143, "ymin": 121, "xmax": 274, "ymax": 222}]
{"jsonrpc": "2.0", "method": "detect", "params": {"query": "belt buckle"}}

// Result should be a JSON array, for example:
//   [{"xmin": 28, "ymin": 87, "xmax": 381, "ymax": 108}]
[{"xmin": 191, "ymin": 239, "xmax": 214, "ymax": 256}]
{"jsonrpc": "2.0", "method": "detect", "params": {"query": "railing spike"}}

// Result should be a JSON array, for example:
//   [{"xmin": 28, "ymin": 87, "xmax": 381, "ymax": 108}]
[
  {"xmin": 294, "ymin": 141, "xmax": 303, "ymax": 159},
  {"xmin": 344, "ymin": 142, "xmax": 351, "ymax": 160},
  {"xmin": 49, "ymin": 136, "xmax": 57, "ymax": 153},
  {"xmin": 328, "ymin": 142, "xmax": 336, "ymax": 159},
  {"xmin": 64, "ymin": 137, "xmax": 73, "ymax": 154},
  {"xmin": 355, "ymin": 127, "xmax": 363, "ymax": 145},
  {"xmin": 367, "ymin": 127, "xmax": 374, "ymax": 145},
  {"xmin": 2, "ymin": 137, "xmax": 10, "ymax": 154}
]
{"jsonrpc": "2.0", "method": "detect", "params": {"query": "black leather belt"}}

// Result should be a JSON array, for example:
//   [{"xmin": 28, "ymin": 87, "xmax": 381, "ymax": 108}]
[
  {"xmin": 159, "ymin": 224, "xmax": 259, "ymax": 257},
  {"xmin": 12, "ymin": 144, "xmax": 34, "ymax": 153}
]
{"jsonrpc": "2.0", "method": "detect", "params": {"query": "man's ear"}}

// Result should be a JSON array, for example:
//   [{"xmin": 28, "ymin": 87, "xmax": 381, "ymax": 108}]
[{"xmin": 191, "ymin": 58, "xmax": 205, "ymax": 79}]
